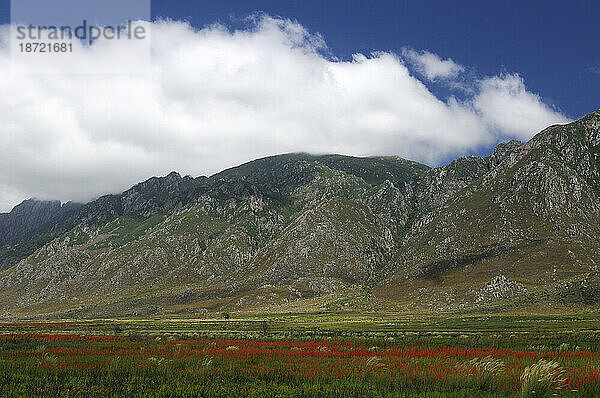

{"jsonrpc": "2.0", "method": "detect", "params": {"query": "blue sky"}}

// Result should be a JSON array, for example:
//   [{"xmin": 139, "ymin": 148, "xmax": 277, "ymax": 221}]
[{"xmin": 0, "ymin": 1, "xmax": 598, "ymax": 210}]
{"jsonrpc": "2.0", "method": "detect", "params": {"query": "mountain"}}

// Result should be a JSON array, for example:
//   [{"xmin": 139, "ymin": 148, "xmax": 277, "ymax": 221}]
[
  {"xmin": 381, "ymin": 111, "xmax": 600, "ymax": 311},
  {"xmin": 0, "ymin": 110, "xmax": 598, "ymax": 318},
  {"xmin": 0, "ymin": 199, "xmax": 82, "ymax": 269}
]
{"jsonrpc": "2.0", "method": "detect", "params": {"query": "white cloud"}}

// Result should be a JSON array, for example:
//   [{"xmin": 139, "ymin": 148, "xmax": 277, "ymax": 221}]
[
  {"xmin": 0, "ymin": 16, "xmax": 569, "ymax": 212},
  {"xmin": 401, "ymin": 48, "xmax": 464, "ymax": 81},
  {"xmin": 473, "ymin": 74, "xmax": 569, "ymax": 140}
]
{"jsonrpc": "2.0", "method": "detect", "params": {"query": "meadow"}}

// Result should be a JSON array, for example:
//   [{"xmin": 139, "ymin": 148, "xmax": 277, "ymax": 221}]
[{"xmin": 1, "ymin": 314, "xmax": 600, "ymax": 397}]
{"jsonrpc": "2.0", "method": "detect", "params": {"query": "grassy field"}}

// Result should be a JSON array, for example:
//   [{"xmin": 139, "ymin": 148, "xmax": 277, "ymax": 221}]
[{"xmin": 1, "ymin": 313, "xmax": 600, "ymax": 397}]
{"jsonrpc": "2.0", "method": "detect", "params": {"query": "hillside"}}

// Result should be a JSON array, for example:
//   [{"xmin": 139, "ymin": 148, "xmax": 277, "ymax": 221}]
[
  {"xmin": 0, "ymin": 200, "xmax": 82, "ymax": 269},
  {"xmin": 0, "ymin": 110, "xmax": 599, "ymax": 318}
]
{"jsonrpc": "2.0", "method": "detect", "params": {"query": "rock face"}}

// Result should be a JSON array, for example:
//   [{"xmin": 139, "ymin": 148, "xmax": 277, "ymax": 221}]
[
  {"xmin": 0, "ymin": 110, "xmax": 599, "ymax": 317},
  {"xmin": 474, "ymin": 275, "xmax": 528, "ymax": 304},
  {"xmin": 0, "ymin": 200, "xmax": 82, "ymax": 269},
  {"xmin": 0, "ymin": 199, "xmax": 74, "ymax": 246}
]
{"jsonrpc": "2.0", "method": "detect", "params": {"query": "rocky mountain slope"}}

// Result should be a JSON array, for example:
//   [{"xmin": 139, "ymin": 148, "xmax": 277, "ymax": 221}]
[
  {"xmin": 0, "ymin": 200, "xmax": 82, "ymax": 269},
  {"xmin": 0, "ymin": 110, "xmax": 599, "ymax": 318}
]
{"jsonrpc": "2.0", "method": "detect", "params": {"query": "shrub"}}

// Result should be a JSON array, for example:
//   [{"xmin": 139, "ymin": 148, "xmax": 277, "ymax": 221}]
[
  {"xmin": 520, "ymin": 359, "xmax": 566, "ymax": 397},
  {"xmin": 457, "ymin": 356, "xmax": 505, "ymax": 389},
  {"xmin": 464, "ymin": 356, "xmax": 505, "ymax": 375},
  {"xmin": 363, "ymin": 356, "xmax": 387, "ymax": 373}
]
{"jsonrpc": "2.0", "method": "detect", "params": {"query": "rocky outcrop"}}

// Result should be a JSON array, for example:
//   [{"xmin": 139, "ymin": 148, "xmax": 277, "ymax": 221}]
[{"xmin": 0, "ymin": 199, "xmax": 82, "ymax": 247}]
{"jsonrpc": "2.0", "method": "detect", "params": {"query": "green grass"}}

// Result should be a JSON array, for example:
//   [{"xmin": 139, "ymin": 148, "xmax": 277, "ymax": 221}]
[
  {"xmin": 0, "ymin": 368, "xmax": 519, "ymax": 398},
  {"xmin": 2, "ymin": 315, "xmax": 600, "ymax": 397},
  {"xmin": 92, "ymin": 215, "xmax": 167, "ymax": 249}
]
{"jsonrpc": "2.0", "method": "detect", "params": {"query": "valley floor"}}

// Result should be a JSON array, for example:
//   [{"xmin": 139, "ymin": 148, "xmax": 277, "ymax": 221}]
[{"xmin": 1, "ymin": 313, "xmax": 600, "ymax": 397}]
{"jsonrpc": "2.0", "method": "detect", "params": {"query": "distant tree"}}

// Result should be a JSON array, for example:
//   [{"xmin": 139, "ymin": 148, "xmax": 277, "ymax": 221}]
[
  {"xmin": 261, "ymin": 320, "xmax": 270, "ymax": 335},
  {"xmin": 113, "ymin": 324, "xmax": 123, "ymax": 335}
]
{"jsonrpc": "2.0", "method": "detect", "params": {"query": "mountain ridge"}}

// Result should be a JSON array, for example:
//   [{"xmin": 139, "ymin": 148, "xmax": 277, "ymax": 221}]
[{"xmin": 1, "ymin": 109, "xmax": 599, "ymax": 318}]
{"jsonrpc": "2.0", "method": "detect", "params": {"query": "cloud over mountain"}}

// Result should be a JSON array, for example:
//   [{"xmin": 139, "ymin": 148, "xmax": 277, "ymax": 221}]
[{"xmin": 0, "ymin": 16, "xmax": 569, "ymax": 211}]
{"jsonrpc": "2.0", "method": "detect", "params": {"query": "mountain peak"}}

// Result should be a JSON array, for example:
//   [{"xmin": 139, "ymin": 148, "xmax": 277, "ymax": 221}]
[
  {"xmin": 0, "ymin": 198, "xmax": 82, "ymax": 249},
  {"xmin": 5, "ymin": 198, "xmax": 61, "ymax": 216}
]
